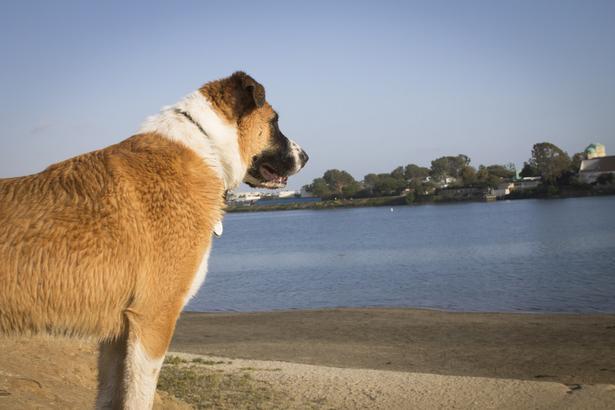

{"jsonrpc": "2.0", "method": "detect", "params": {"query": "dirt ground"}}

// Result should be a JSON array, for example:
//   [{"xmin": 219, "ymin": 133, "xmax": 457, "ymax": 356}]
[
  {"xmin": 172, "ymin": 308, "xmax": 615, "ymax": 384},
  {"xmin": 0, "ymin": 336, "xmax": 189, "ymax": 410},
  {"xmin": 1, "ymin": 308, "xmax": 614, "ymax": 409}
]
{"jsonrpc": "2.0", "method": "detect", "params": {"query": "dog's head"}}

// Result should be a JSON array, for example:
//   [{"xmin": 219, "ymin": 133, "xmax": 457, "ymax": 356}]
[{"xmin": 201, "ymin": 71, "xmax": 308, "ymax": 189}]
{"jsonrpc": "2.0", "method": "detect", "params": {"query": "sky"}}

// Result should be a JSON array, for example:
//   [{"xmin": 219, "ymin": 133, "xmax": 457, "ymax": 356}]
[{"xmin": 1, "ymin": 0, "xmax": 614, "ymax": 190}]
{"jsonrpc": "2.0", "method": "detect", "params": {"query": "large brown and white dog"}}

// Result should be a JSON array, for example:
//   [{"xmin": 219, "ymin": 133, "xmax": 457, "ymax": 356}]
[{"xmin": 0, "ymin": 72, "xmax": 308, "ymax": 409}]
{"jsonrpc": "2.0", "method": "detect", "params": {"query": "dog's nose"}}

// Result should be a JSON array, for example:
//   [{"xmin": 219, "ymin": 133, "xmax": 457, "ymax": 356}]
[{"xmin": 299, "ymin": 150, "xmax": 309, "ymax": 167}]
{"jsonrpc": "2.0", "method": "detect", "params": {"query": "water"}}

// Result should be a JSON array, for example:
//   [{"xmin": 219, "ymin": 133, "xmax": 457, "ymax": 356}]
[{"xmin": 187, "ymin": 196, "xmax": 615, "ymax": 313}]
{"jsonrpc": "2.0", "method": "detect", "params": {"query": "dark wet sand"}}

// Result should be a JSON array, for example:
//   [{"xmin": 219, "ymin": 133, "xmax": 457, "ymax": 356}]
[{"xmin": 171, "ymin": 308, "xmax": 615, "ymax": 385}]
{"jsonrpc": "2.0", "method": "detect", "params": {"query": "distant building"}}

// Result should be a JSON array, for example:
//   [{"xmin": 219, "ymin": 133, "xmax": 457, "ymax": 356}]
[
  {"xmin": 277, "ymin": 190, "xmax": 299, "ymax": 198},
  {"xmin": 585, "ymin": 143, "xmax": 606, "ymax": 159},
  {"xmin": 434, "ymin": 176, "xmax": 457, "ymax": 188},
  {"xmin": 229, "ymin": 190, "xmax": 300, "ymax": 203},
  {"xmin": 490, "ymin": 182, "xmax": 515, "ymax": 198},
  {"xmin": 227, "ymin": 191, "xmax": 262, "ymax": 203},
  {"xmin": 513, "ymin": 178, "xmax": 542, "ymax": 191},
  {"xmin": 579, "ymin": 156, "xmax": 615, "ymax": 184}
]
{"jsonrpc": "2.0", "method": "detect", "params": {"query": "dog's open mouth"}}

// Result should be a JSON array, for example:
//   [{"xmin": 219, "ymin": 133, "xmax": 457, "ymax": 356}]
[
  {"xmin": 245, "ymin": 163, "xmax": 288, "ymax": 189},
  {"xmin": 260, "ymin": 164, "xmax": 288, "ymax": 186}
]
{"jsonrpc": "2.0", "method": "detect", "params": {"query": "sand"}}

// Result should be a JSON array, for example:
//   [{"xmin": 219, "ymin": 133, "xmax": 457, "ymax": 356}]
[
  {"xmin": 172, "ymin": 308, "xmax": 615, "ymax": 384},
  {"xmin": 170, "ymin": 352, "xmax": 615, "ymax": 410},
  {"xmin": 0, "ymin": 336, "xmax": 189, "ymax": 410},
  {"xmin": 1, "ymin": 308, "xmax": 614, "ymax": 409}
]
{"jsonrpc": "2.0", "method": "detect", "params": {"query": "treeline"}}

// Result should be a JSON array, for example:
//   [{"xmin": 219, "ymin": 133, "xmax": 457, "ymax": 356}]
[{"xmin": 303, "ymin": 142, "xmax": 597, "ymax": 200}]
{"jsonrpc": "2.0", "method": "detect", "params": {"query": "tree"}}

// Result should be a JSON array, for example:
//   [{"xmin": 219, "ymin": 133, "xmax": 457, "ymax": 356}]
[
  {"xmin": 341, "ymin": 181, "xmax": 361, "ymax": 197},
  {"xmin": 519, "ymin": 161, "xmax": 539, "ymax": 178},
  {"xmin": 464, "ymin": 164, "xmax": 514, "ymax": 188},
  {"xmin": 390, "ymin": 166, "xmax": 405, "ymax": 180},
  {"xmin": 528, "ymin": 142, "xmax": 571, "ymax": 183},
  {"xmin": 304, "ymin": 169, "xmax": 359, "ymax": 199},
  {"xmin": 460, "ymin": 165, "xmax": 477, "ymax": 186},
  {"xmin": 362, "ymin": 173, "xmax": 406, "ymax": 196},
  {"xmin": 430, "ymin": 155, "xmax": 471, "ymax": 180},
  {"xmin": 363, "ymin": 173, "xmax": 380, "ymax": 196},
  {"xmin": 323, "ymin": 169, "xmax": 358, "ymax": 197},
  {"xmin": 475, "ymin": 165, "xmax": 501, "ymax": 189},
  {"xmin": 485, "ymin": 164, "xmax": 515, "ymax": 179},
  {"xmin": 378, "ymin": 174, "xmax": 406, "ymax": 195},
  {"xmin": 430, "ymin": 157, "xmax": 450, "ymax": 179},
  {"xmin": 404, "ymin": 164, "xmax": 430, "ymax": 181},
  {"xmin": 303, "ymin": 178, "xmax": 331, "ymax": 198}
]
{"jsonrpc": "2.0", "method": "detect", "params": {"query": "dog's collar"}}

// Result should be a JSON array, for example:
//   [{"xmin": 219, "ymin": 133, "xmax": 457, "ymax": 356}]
[
  {"xmin": 175, "ymin": 108, "xmax": 232, "ymax": 192},
  {"xmin": 175, "ymin": 108, "xmax": 209, "ymax": 139},
  {"xmin": 175, "ymin": 109, "xmax": 230, "ymax": 238}
]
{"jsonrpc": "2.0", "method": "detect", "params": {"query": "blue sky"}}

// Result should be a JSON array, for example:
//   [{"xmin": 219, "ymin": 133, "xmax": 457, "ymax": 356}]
[{"xmin": 1, "ymin": 0, "xmax": 614, "ymax": 190}]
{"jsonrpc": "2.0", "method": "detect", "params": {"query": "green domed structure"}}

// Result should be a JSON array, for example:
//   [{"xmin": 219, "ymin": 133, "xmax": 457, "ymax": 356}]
[{"xmin": 585, "ymin": 143, "xmax": 606, "ymax": 159}]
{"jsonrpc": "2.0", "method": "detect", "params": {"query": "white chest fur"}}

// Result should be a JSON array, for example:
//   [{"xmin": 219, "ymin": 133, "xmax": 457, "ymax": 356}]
[{"xmin": 138, "ymin": 91, "xmax": 246, "ymax": 190}]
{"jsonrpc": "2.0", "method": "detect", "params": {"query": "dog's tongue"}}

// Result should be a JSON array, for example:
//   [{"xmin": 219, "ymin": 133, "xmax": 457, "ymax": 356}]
[{"xmin": 260, "ymin": 165, "xmax": 287, "ymax": 184}]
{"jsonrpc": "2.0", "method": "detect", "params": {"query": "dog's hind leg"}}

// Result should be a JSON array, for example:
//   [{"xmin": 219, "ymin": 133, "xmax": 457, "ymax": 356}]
[{"xmin": 95, "ymin": 334, "xmax": 128, "ymax": 409}]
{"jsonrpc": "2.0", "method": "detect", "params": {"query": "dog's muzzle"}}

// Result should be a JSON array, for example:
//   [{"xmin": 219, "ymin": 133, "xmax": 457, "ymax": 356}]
[{"xmin": 244, "ymin": 139, "xmax": 308, "ymax": 189}]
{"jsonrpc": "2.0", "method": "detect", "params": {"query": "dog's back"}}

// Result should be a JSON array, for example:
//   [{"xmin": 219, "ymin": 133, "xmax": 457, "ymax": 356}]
[{"xmin": 0, "ymin": 134, "xmax": 223, "ymax": 339}]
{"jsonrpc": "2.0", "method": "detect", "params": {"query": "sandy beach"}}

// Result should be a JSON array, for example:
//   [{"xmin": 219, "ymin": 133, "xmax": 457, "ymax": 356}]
[
  {"xmin": 1, "ymin": 308, "xmax": 614, "ymax": 409},
  {"xmin": 173, "ymin": 308, "xmax": 615, "ymax": 384}
]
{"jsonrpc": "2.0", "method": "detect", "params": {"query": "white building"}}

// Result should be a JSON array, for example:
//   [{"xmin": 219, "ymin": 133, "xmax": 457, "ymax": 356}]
[
  {"xmin": 227, "ymin": 191, "xmax": 262, "ymax": 202},
  {"xmin": 490, "ymin": 182, "xmax": 515, "ymax": 198},
  {"xmin": 579, "ymin": 156, "xmax": 615, "ymax": 184},
  {"xmin": 277, "ymin": 190, "xmax": 299, "ymax": 198},
  {"xmin": 585, "ymin": 143, "xmax": 606, "ymax": 159},
  {"xmin": 513, "ymin": 178, "xmax": 542, "ymax": 191},
  {"xmin": 228, "ymin": 190, "xmax": 300, "ymax": 203}
]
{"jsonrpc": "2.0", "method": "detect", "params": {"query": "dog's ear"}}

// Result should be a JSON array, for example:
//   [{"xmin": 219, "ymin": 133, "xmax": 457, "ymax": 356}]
[{"xmin": 233, "ymin": 71, "xmax": 266, "ymax": 109}]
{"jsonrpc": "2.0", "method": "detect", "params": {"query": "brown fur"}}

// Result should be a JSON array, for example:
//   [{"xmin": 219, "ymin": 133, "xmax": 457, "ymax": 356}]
[
  {"xmin": 200, "ymin": 72, "xmax": 277, "ymax": 168},
  {"xmin": 0, "ymin": 133, "xmax": 224, "ymax": 357}
]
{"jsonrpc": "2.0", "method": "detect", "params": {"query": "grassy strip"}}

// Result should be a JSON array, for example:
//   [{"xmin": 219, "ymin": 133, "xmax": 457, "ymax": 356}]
[{"xmin": 157, "ymin": 356, "xmax": 286, "ymax": 409}]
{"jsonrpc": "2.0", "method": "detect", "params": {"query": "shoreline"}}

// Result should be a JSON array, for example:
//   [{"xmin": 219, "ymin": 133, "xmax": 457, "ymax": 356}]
[
  {"xmin": 185, "ymin": 305, "xmax": 615, "ymax": 316},
  {"xmin": 171, "ymin": 307, "xmax": 615, "ymax": 385},
  {"xmin": 226, "ymin": 189, "xmax": 615, "ymax": 213}
]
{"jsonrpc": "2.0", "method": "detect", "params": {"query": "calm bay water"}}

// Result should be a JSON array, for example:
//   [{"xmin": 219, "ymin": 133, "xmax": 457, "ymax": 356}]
[{"xmin": 187, "ymin": 196, "xmax": 615, "ymax": 313}]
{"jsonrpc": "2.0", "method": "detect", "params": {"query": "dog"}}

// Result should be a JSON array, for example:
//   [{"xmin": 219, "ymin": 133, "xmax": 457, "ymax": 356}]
[{"xmin": 0, "ymin": 71, "xmax": 308, "ymax": 409}]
